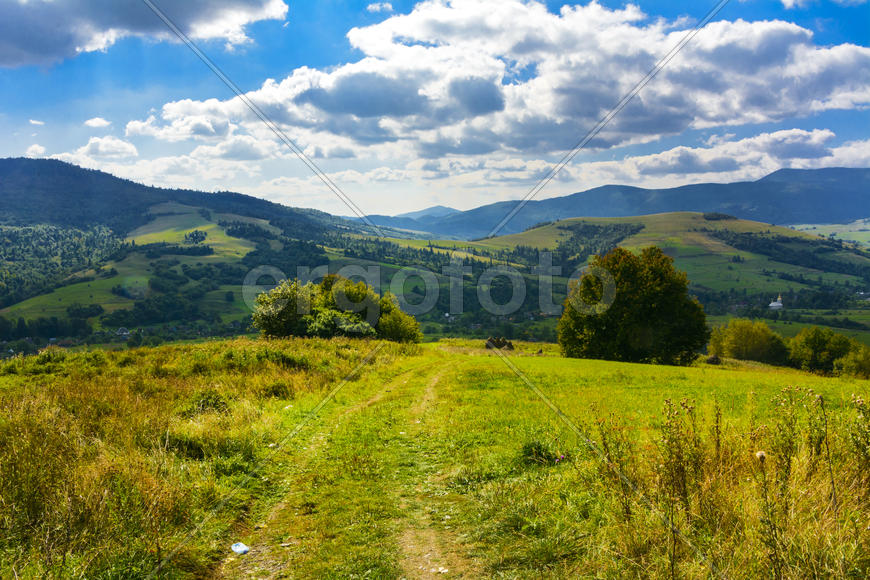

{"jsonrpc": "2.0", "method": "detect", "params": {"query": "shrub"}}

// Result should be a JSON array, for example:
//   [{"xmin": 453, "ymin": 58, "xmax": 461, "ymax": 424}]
[
  {"xmin": 789, "ymin": 326, "xmax": 854, "ymax": 374},
  {"xmin": 376, "ymin": 294, "xmax": 422, "ymax": 343},
  {"xmin": 252, "ymin": 275, "xmax": 421, "ymax": 343},
  {"xmin": 709, "ymin": 319, "xmax": 790, "ymax": 366},
  {"xmin": 834, "ymin": 344, "xmax": 870, "ymax": 379},
  {"xmin": 251, "ymin": 278, "xmax": 316, "ymax": 338}
]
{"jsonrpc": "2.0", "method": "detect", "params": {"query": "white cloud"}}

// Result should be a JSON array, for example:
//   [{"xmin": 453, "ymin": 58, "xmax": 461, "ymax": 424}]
[
  {"xmin": 125, "ymin": 0, "xmax": 870, "ymax": 164},
  {"xmin": 366, "ymin": 3, "xmax": 394, "ymax": 12},
  {"xmin": 126, "ymin": 108, "xmax": 233, "ymax": 142},
  {"xmin": 560, "ymin": 128, "xmax": 870, "ymax": 190},
  {"xmin": 190, "ymin": 134, "xmax": 278, "ymax": 160},
  {"xmin": 84, "ymin": 117, "xmax": 111, "ymax": 128},
  {"xmin": 25, "ymin": 144, "xmax": 46, "ymax": 157},
  {"xmin": 45, "ymin": 1, "xmax": 870, "ymax": 214},
  {"xmin": 28, "ymin": 119, "xmax": 44, "ymax": 126},
  {"xmin": 76, "ymin": 136, "xmax": 138, "ymax": 159},
  {"xmin": 0, "ymin": 0, "xmax": 288, "ymax": 67}
]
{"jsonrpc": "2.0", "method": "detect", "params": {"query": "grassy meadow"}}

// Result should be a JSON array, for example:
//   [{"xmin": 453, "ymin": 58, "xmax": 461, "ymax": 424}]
[{"xmin": 1, "ymin": 338, "xmax": 869, "ymax": 578}]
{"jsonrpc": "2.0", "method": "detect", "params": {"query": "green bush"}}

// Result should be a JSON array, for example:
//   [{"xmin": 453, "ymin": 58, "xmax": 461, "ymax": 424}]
[
  {"xmin": 252, "ymin": 275, "xmax": 421, "ymax": 343},
  {"xmin": 251, "ymin": 278, "xmax": 316, "ymax": 338},
  {"xmin": 789, "ymin": 326, "xmax": 854, "ymax": 374},
  {"xmin": 376, "ymin": 293, "xmax": 423, "ymax": 343},
  {"xmin": 709, "ymin": 319, "xmax": 790, "ymax": 366},
  {"xmin": 834, "ymin": 344, "xmax": 870, "ymax": 379}
]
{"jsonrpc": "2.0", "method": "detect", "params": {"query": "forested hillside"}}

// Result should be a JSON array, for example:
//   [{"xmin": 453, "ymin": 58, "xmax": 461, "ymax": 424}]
[{"xmin": 0, "ymin": 158, "xmax": 348, "ymax": 236}]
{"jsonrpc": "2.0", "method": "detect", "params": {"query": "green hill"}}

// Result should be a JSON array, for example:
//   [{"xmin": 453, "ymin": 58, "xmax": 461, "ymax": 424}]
[
  {"xmin": 0, "ymin": 157, "xmax": 345, "ymax": 235},
  {"xmin": 4, "ymin": 158, "xmax": 870, "ymax": 348},
  {"xmin": 390, "ymin": 212, "xmax": 870, "ymax": 292}
]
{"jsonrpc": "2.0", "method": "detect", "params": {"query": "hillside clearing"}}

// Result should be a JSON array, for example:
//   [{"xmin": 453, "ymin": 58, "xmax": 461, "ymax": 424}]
[{"xmin": 1, "ymin": 338, "xmax": 868, "ymax": 577}]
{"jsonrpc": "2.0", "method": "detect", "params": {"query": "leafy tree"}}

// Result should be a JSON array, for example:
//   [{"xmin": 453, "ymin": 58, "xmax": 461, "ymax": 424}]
[
  {"xmin": 0, "ymin": 316, "xmax": 11, "ymax": 341},
  {"xmin": 709, "ymin": 319, "xmax": 789, "ymax": 365},
  {"xmin": 251, "ymin": 279, "xmax": 316, "ymax": 338},
  {"xmin": 789, "ymin": 326, "xmax": 854, "ymax": 374},
  {"xmin": 184, "ymin": 230, "xmax": 207, "ymax": 244},
  {"xmin": 558, "ymin": 247, "xmax": 708, "ymax": 365}
]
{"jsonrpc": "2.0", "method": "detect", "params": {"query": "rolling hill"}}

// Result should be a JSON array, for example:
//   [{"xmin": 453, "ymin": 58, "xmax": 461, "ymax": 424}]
[
  {"xmin": 387, "ymin": 211, "xmax": 870, "ymax": 293},
  {"xmin": 360, "ymin": 168, "xmax": 870, "ymax": 239}
]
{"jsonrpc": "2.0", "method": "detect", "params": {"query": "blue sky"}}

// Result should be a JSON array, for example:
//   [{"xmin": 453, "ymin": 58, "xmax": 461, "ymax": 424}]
[{"xmin": 1, "ymin": 0, "xmax": 868, "ymax": 215}]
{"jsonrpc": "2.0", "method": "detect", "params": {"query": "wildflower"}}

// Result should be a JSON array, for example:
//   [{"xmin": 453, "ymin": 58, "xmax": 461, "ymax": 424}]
[{"xmin": 755, "ymin": 450, "xmax": 767, "ymax": 463}]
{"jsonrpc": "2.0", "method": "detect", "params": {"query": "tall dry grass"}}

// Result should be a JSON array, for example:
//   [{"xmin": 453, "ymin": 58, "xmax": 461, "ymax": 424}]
[{"xmin": 0, "ymin": 338, "xmax": 411, "ymax": 578}]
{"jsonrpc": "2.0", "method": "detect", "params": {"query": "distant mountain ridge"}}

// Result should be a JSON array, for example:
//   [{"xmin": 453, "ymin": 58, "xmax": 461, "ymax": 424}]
[
  {"xmin": 396, "ymin": 205, "xmax": 459, "ymax": 220},
  {"xmin": 360, "ymin": 168, "xmax": 870, "ymax": 239},
  {"xmin": 3, "ymin": 159, "xmax": 868, "ymax": 242}
]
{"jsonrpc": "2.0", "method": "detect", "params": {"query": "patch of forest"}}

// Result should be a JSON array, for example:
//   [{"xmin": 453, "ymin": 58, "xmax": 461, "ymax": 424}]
[{"xmin": 0, "ymin": 225, "xmax": 122, "ymax": 307}]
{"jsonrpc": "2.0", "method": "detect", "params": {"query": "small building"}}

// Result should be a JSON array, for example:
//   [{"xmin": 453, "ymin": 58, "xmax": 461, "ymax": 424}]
[{"xmin": 768, "ymin": 294, "xmax": 784, "ymax": 310}]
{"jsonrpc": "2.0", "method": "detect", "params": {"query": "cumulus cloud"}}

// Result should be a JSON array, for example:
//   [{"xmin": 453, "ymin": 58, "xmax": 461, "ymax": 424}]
[
  {"xmin": 76, "ymin": 136, "xmax": 138, "ymax": 159},
  {"xmin": 84, "ymin": 117, "xmax": 112, "ymax": 128},
  {"xmin": 28, "ymin": 119, "xmax": 44, "ymax": 126},
  {"xmin": 124, "ymin": 0, "xmax": 870, "ymax": 164},
  {"xmin": 565, "ymin": 128, "xmax": 861, "ymax": 189},
  {"xmin": 366, "ymin": 3, "xmax": 394, "ymax": 13},
  {"xmin": 0, "ymin": 0, "xmax": 288, "ymax": 67},
  {"xmin": 25, "ymin": 144, "xmax": 46, "ymax": 157},
  {"xmin": 43, "ymin": 1, "xmax": 870, "ymax": 214},
  {"xmin": 126, "ymin": 112, "xmax": 232, "ymax": 142}
]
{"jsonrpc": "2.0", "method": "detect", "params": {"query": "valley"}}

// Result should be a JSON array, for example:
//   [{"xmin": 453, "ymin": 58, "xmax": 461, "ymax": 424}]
[{"xmin": 3, "ymin": 160, "xmax": 870, "ymax": 351}]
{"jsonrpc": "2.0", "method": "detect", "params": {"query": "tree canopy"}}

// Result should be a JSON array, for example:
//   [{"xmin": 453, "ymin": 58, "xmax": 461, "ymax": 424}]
[{"xmin": 558, "ymin": 246, "xmax": 708, "ymax": 365}]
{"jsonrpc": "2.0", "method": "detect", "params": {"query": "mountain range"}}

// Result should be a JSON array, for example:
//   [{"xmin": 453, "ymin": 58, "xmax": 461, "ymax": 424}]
[
  {"xmin": 352, "ymin": 168, "xmax": 870, "ymax": 239},
  {"xmin": 1, "ymin": 159, "xmax": 869, "ymax": 242}
]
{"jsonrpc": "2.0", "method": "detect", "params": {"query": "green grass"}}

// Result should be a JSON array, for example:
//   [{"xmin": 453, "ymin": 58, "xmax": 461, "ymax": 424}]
[
  {"xmin": 127, "ymin": 202, "xmax": 257, "ymax": 259},
  {"xmin": 2, "ymin": 337, "xmax": 868, "ymax": 578}
]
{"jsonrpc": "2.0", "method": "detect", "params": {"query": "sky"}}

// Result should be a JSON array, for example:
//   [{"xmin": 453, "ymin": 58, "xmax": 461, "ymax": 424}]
[{"xmin": 1, "ymin": 0, "xmax": 868, "ymax": 216}]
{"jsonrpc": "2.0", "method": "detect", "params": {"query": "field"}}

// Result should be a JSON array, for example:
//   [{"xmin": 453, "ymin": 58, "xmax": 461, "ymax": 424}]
[
  {"xmin": 2, "ymin": 338, "xmax": 869, "ymax": 578},
  {"xmin": 794, "ymin": 221, "xmax": 870, "ymax": 247},
  {"xmin": 385, "ymin": 213, "xmax": 867, "ymax": 293},
  {"xmin": 0, "ymin": 203, "xmax": 261, "ymax": 323}
]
